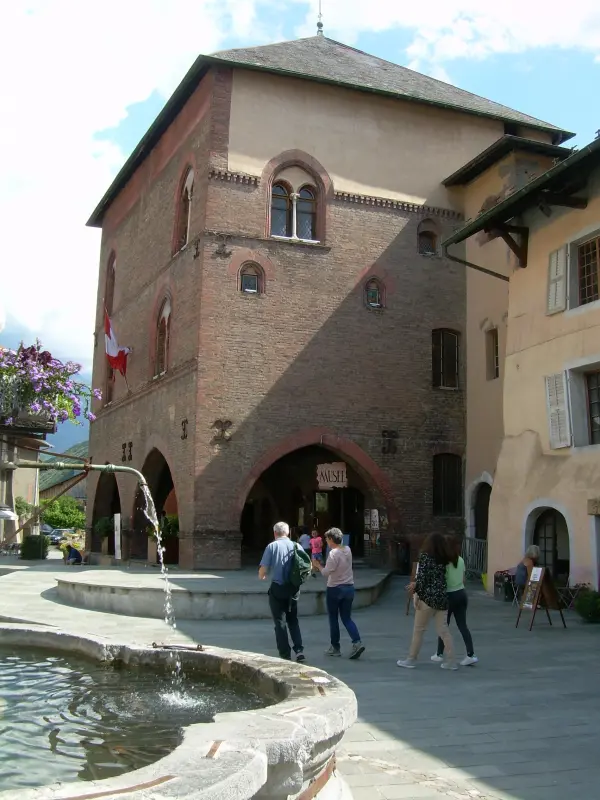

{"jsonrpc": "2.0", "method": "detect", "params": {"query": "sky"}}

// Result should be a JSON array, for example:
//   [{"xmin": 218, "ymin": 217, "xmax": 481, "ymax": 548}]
[{"xmin": 1, "ymin": 0, "xmax": 599, "ymax": 375}]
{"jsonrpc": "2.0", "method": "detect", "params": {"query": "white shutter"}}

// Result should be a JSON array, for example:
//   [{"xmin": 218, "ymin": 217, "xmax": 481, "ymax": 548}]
[
  {"xmin": 545, "ymin": 373, "xmax": 571, "ymax": 449},
  {"xmin": 547, "ymin": 247, "xmax": 567, "ymax": 315}
]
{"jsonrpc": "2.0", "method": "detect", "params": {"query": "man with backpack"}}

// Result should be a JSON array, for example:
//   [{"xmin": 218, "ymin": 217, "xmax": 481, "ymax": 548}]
[{"xmin": 259, "ymin": 521, "xmax": 312, "ymax": 662}]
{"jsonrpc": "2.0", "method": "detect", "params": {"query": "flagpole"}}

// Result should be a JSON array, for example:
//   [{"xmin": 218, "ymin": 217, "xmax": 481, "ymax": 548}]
[{"xmin": 123, "ymin": 373, "xmax": 131, "ymax": 393}]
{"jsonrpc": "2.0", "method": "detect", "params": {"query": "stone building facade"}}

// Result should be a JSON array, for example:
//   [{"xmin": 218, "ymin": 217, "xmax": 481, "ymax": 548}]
[{"xmin": 86, "ymin": 35, "xmax": 571, "ymax": 569}]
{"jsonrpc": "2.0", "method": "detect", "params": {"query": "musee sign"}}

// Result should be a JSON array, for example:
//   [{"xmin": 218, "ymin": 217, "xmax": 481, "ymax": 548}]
[{"xmin": 317, "ymin": 462, "xmax": 347, "ymax": 490}]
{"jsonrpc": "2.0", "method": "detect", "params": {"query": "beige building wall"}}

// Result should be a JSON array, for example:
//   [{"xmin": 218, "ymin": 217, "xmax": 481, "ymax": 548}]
[
  {"xmin": 228, "ymin": 69, "xmax": 504, "ymax": 208},
  {"xmin": 488, "ymin": 175, "xmax": 600, "ymax": 587},
  {"xmin": 228, "ymin": 68, "xmax": 526, "ymax": 541}
]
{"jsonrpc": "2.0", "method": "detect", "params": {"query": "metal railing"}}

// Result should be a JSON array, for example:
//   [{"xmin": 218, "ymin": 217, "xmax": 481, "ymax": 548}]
[{"xmin": 462, "ymin": 536, "xmax": 488, "ymax": 578}]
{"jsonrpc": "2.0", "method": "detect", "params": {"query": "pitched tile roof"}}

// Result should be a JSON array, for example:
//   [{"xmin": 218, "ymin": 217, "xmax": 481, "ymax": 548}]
[
  {"xmin": 39, "ymin": 440, "xmax": 88, "ymax": 492},
  {"xmin": 87, "ymin": 35, "xmax": 573, "ymax": 227},
  {"xmin": 212, "ymin": 36, "xmax": 571, "ymax": 138}
]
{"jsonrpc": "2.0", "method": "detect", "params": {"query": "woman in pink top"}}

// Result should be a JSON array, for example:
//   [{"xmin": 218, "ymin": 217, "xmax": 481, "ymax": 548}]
[
  {"xmin": 310, "ymin": 530, "xmax": 323, "ymax": 576},
  {"xmin": 312, "ymin": 527, "xmax": 365, "ymax": 660}
]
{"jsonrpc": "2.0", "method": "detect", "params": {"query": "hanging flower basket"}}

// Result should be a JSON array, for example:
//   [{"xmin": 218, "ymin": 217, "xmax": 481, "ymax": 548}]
[{"xmin": 0, "ymin": 342, "xmax": 101, "ymax": 432}]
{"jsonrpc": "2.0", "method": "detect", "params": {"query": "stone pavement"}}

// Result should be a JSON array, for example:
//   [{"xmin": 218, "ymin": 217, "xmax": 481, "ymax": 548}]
[{"xmin": 1, "ymin": 561, "xmax": 600, "ymax": 800}]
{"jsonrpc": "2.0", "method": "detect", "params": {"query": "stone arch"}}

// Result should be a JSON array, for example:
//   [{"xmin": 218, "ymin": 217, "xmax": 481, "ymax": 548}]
[
  {"xmin": 236, "ymin": 427, "xmax": 400, "ymax": 529},
  {"xmin": 522, "ymin": 499, "xmax": 573, "ymax": 584},
  {"xmin": 465, "ymin": 471, "xmax": 493, "ymax": 538},
  {"xmin": 91, "ymin": 471, "xmax": 121, "ymax": 555},
  {"xmin": 131, "ymin": 445, "xmax": 179, "ymax": 564}
]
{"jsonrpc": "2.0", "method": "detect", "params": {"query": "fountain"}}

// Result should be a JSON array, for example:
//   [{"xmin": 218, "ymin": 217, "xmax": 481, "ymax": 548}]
[{"xmin": 0, "ymin": 460, "xmax": 358, "ymax": 799}]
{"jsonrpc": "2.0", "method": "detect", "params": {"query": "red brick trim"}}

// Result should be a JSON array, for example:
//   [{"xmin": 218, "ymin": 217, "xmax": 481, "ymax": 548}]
[
  {"xmin": 209, "ymin": 67, "xmax": 233, "ymax": 171},
  {"xmin": 236, "ymin": 427, "xmax": 401, "ymax": 528},
  {"xmin": 335, "ymin": 192, "xmax": 462, "ymax": 220},
  {"xmin": 261, "ymin": 150, "xmax": 333, "ymax": 243},
  {"xmin": 227, "ymin": 249, "xmax": 275, "ymax": 282},
  {"xmin": 171, "ymin": 158, "xmax": 197, "ymax": 256}
]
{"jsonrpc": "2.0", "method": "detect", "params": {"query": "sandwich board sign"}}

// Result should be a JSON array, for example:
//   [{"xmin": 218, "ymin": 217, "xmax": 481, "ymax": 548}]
[{"xmin": 516, "ymin": 566, "xmax": 567, "ymax": 630}]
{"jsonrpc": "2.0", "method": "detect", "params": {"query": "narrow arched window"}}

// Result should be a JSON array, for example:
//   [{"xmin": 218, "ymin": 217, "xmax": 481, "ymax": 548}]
[
  {"xmin": 240, "ymin": 263, "xmax": 264, "ymax": 295},
  {"xmin": 433, "ymin": 454, "xmax": 462, "ymax": 516},
  {"xmin": 104, "ymin": 253, "xmax": 116, "ymax": 404},
  {"xmin": 432, "ymin": 329, "xmax": 460, "ymax": 389},
  {"xmin": 365, "ymin": 278, "xmax": 383, "ymax": 309},
  {"xmin": 105, "ymin": 253, "xmax": 116, "ymax": 315},
  {"xmin": 418, "ymin": 219, "xmax": 438, "ymax": 256},
  {"xmin": 176, "ymin": 169, "xmax": 194, "ymax": 252},
  {"xmin": 271, "ymin": 183, "xmax": 292, "ymax": 237},
  {"xmin": 154, "ymin": 298, "xmax": 171, "ymax": 377},
  {"xmin": 297, "ymin": 186, "xmax": 317, "ymax": 241}
]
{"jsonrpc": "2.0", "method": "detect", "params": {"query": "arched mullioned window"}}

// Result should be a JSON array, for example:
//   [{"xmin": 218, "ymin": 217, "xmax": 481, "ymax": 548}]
[
  {"xmin": 270, "ymin": 178, "xmax": 319, "ymax": 241},
  {"xmin": 240, "ymin": 263, "xmax": 264, "ymax": 295},
  {"xmin": 296, "ymin": 186, "xmax": 317, "ymax": 241},
  {"xmin": 271, "ymin": 183, "xmax": 292, "ymax": 237},
  {"xmin": 175, "ymin": 168, "xmax": 194, "ymax": 252},
  {"xmin": 418, "ymin": 218, "xmax": 439, "ymax": 256},
  {"xmin": 154, "ymin": 297, "xmax": 172, "ymax": 377},
  {"xmin": 365, "ymin": 278, "xmax": 384, "ymax": 309}
]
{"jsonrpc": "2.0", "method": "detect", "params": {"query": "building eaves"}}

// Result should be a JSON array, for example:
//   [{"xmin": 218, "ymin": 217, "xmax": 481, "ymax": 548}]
[
  {"xmin": 86, "ymin": 36, "xmax": 573, "ymax": 229},
  {"xmin": 443, "ymin": 136, "xmax": 573, "ymax": 187},
  {"xmin": 442, "ymin": 137, "xmax": 600, "ymax": 249}
]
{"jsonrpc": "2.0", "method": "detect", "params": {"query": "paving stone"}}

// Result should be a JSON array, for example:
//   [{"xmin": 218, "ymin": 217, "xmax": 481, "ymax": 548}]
[{"xmin": 2, "ymin": 566, "xmax": 600, "ymax": 800}]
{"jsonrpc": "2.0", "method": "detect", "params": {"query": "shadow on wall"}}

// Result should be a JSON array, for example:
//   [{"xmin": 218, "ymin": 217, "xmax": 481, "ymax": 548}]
[{"xmin": 189, "ymin": 201, "xmax": 466, "ymax": 565}]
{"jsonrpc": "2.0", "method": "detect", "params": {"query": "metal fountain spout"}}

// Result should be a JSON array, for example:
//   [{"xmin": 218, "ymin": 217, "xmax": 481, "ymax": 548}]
[{"xmin": 0, "ymin": 459, "xmax": 149, "ymax": 490}]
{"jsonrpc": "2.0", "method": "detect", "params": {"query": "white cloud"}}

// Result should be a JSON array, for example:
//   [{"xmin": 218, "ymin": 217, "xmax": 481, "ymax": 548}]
[
  {"xmin": 3, "ymin": 0, "xmax": 600, "ymax": 374},
  {"xmin": 0, "ymin": 0, "xmax": 258, "ymax": 370},
  {"xmin": 293, "ymin": 0, "xmax": 600, "ymax": 70}
]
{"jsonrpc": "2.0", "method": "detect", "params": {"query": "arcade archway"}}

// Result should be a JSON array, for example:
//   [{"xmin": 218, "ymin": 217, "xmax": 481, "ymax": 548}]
[
  {"xmin": 132, "ymin": 448, "xmax": 179, "ymax": 565},
  {"xmin": 531, "ymin": 508, "xmax": 570, "ymax": 584},
  {"xmin": 91, "ymin": 472, "xmax": 121, "ymax": 554},
  {"xmin": 239, "ymin": 444, "xmax": 380, "ymax": 564}
]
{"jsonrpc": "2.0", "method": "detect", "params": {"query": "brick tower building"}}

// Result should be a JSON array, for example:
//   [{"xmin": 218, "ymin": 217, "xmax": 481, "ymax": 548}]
[{"xmin": 86, "ymin": 35, "xmax": 570, "ymax": 569}]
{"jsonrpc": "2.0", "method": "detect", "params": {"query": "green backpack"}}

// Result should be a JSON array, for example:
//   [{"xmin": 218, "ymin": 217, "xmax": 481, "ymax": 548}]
[{"xmin": 287, "ymin": 543, "xmax": 313, "ymax": 591}]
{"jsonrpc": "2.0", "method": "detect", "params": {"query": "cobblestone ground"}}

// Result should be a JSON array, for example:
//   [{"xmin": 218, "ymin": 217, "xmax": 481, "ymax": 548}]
[{"xmin": 1, "ymin": 560, "xmax": 599, "ymax": 800}]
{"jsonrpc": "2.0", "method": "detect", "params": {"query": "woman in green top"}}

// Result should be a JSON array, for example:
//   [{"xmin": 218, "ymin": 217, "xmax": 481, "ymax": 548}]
[{"xmin": 432, "ymin": 538, "xmax": 478, "ymax": 667}]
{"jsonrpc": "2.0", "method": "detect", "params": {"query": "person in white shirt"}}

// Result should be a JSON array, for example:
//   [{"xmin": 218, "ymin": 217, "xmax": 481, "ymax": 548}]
[{"xmin": 299, "ymin": 528, "xmax": 311, "ymax": 556}]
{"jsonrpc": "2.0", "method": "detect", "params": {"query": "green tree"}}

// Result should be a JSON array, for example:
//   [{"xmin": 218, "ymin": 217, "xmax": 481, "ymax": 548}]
[
  {"xmin": 41, "ymin": 496, "xmax": 85, "ymax": 530},
  {"xmin": 14, "ymin": 496, "xmax": 33, "ymax": 518}
]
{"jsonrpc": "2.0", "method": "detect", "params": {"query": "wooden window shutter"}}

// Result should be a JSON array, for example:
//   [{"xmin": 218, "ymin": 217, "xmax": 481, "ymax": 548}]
[
  {"xmin": 545, "ymin": 372, "xmax": 571, "ymax": 449},
  {"xmin": 547, "ymin": 247, "xmax": 567, "ymax": 315}
]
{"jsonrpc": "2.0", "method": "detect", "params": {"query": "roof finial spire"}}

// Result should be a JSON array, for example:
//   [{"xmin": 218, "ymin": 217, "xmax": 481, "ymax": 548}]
[{"xmin": 317, "ymin": 0, "xmax": 324, "ymax": 36}]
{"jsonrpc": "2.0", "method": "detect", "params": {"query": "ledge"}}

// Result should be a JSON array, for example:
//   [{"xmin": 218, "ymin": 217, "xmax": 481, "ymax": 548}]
[{"xmin": 0, "ymin": 624, "xmax": 357, "ymax": 800}]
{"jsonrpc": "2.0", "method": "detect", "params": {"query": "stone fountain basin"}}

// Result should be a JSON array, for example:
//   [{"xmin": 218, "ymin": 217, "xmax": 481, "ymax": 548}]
[
  {"xmin": 55, "ymin": 569, "xmax": 391, "ymax": 620},
  {"xmin": 0, "ymin": 624, "xmax": 357, "ymax": 800}
]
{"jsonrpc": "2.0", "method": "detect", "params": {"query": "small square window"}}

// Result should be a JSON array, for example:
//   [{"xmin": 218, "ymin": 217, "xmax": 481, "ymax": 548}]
[{"xmin": 241, "ymin": 274, "xmax": 259, "ymax": 294}]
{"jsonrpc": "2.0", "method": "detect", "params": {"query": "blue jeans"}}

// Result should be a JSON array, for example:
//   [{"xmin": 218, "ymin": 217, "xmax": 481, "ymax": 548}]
[{"xmin": 326, "ymin": 585, "xmax": 360, "ymax": 649}]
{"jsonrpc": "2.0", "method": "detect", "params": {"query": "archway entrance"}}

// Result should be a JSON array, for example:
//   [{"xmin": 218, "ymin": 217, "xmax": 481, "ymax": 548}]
[
  {"xmin": 240, "ymin": 445, "xmax": 375, "ymax": 565},
  {"xmin": 474, "ymin": 483, "xmax": 491, "ymax": 540},
  {"xmin": 91, "ymin": 472, "xmax": 121, "ymax": 554},
  {"xmin": 533, "ymin": 509, "xmax": 570, "ymax": 584},
  {"xmin": 132, "ymin": 449, "xmax": 179, "ymax": 565}
]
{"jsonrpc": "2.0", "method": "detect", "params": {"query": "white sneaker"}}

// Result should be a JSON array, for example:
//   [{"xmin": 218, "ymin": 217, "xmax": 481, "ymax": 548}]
[
  {"xmin": 441, "ymin": 662, "xmax": 458, "ymax": 671},
  {"xmin": 430, "ymin": 654, "xmax": 443, "ymax": 662},
  {"xmin": 460, "ymin": 655, "xmax": 479, "ymax": 666},
  {"xmin": 325, "ymin": 646, "xmax": 341, "ymax": 657},
  {"xmin": 396, "ymin": 658, "xmax": 416, "ymax": 669}
]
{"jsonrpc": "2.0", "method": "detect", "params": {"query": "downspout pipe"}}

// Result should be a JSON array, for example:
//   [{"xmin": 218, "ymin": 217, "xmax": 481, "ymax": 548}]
[{"xmin": 443, "ymin": 244, "xmax": 510, "ymax": 283}]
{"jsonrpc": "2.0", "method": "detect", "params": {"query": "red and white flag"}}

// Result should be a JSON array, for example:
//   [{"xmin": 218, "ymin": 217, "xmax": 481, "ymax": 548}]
[{"xmin": 104, "ymin": 311, "xmax": 130, "ymax": 376}]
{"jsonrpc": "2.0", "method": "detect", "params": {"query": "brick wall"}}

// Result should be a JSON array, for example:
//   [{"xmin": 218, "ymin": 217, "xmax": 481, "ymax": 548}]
[{"xmin": 88, "ymin": 65, "xmax": 466, "ymax": 569}]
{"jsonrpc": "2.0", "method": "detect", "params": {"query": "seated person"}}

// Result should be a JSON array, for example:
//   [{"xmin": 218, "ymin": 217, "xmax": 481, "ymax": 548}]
[{"xmin": 65, "ymin": 544, "xmax": 83, "ymax": 565}]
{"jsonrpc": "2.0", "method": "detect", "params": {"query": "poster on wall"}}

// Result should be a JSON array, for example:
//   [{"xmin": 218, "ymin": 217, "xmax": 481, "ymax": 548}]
[
  {"xmin": 379, "ymin": 510, "xmax": 388, "ymax": 530},
  {"xmin": 364, "ymin": 509, "xmax": 371, "ymax": 530},
  {"xmin": 370, "ymin": 509, "xmax": 380, "ymax": 531},
  {"xmin": 114, "ymin": 513, "xmax": 121, "ymax": 561}
]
